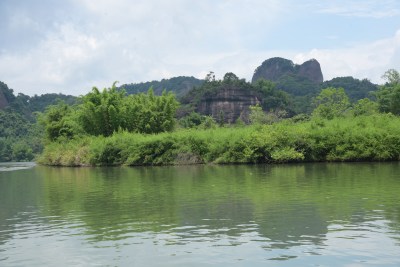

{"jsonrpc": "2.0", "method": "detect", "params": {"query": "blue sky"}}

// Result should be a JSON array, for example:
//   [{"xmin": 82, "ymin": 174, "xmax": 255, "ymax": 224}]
[{"xmin": 1, "ymin": 0, "xmax": 400, "ymax": 96}]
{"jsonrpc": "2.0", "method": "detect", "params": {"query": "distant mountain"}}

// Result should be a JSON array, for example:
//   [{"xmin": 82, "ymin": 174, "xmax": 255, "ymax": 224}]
[
  {"xmin": 252, "ymin": 57, "xmax": 323, "ymax": 92},
  {"xmin": 120, "ymin": 76, "xmax": 204, "ymax": 98}
]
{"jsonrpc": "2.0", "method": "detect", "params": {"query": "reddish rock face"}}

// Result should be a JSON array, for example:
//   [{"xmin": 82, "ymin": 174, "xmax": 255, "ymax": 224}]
[
  {"xmin": 252, "ymin": 57, "xmax": 323, "ymax": 84},
  {"xmin": 196, "ymin": 87, "xmax": 261, "ymax": 123},
  {"xmin": 297, "ymin": 59, "xmax": 323, "ymax": 83}
]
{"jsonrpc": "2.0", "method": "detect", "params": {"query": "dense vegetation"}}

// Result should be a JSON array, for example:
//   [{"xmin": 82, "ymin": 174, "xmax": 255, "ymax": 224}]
[
  {"xmin": 180, "ymin": 72, "xmax": 292, "ymax": 118},
  {"xmin": 39, "ymin": 83, "xmax": 179, "ymax": 142},
  {"xmin": 2, "ymin": 68, "xmax": 400, "ymax": 165},
  {"xmin": 0, "ymin": 82, "xmax": 77, "ymax": 161},
  {"xmin": 38, "ymin": 114, "xmax": 400, "ymax": 166},
  {"xmin": 37, "ymin": 69, "xmax": 400, "ymax": 166},
  {"xmin": 120, "ymin": 76, "xmax": 203, "ymax": 98}
]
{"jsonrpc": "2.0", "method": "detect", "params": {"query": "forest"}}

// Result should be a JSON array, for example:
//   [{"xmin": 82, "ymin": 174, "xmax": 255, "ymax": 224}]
[{"xmin": 1, "ymin": 68, "xmax": 400, "ymax": 165}]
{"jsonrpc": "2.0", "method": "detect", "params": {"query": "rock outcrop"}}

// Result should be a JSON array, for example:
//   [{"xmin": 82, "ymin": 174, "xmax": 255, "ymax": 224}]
[
  {"xmin": 196, "ymin": 86, "xmax": 261, "ymax": 123},
  {"xmin": 0, "ymin": 88, "xmax": 9, "ymax": 109},
  {"xmin": 252, "ymin": 57, "xmax": 323, "ymax": 84}
]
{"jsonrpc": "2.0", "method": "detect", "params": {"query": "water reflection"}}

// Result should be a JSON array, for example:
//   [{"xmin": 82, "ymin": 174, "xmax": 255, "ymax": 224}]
[
  {"xmin": 0, "ymin": 163, "xmax": 400, "ymax": 266},
  {"xmin": 0, "ymin": 162, "xmax": 35, "ymax": 172}
]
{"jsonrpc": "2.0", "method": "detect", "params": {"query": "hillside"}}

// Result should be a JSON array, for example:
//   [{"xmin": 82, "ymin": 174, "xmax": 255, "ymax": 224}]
[
  {"xmin": 321, "ymin": 76, "xmax": 378, "ymax": 101},
  {"xmin": 120, "ymin": 76, "xmax": 204, "ymax": 98}
]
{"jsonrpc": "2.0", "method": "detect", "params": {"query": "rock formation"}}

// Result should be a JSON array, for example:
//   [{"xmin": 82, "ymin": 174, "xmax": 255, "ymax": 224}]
[
  {"xmin": 196, "ymin": 86, "xmax": 261, "ymax": 123},
  {"xmin": 252, "ymin": 57, "xmax": 323, "ymax": 84},
  {"xmin": 0, "ymin": 88, "xmax": 9, "ymax": 109}
]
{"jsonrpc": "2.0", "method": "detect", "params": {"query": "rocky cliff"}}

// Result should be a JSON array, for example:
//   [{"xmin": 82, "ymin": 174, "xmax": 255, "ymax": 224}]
[
  {"xmin": 196, "ymin": 86, "xmax": 261, "ymax": 123},
  {"xmin": 0, "ymin": 86, "xmax": 9, "ymax": 109},
  {"xmin": 252, "ymin": 57, "xmax": 323, "ymax": 84}
]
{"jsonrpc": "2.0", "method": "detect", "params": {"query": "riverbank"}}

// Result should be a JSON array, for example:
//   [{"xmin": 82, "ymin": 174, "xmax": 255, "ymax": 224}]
[{"xmin": 37, "ymin": 114, "xmax": 400, "ymax": 166}]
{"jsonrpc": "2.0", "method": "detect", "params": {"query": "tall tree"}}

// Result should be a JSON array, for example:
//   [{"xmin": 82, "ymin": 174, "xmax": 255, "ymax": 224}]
[
  {"xmin": 312, "ymin": 87, "xmax": 350, "ymax": 119},
  {"xmin": 376, "ymin": 69, "xmax": 400, "ymax": 115}
]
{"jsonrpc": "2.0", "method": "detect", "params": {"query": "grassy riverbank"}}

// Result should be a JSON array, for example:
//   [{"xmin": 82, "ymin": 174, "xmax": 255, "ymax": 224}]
[{"xmin": 37, "ymin": 114, "xmax": 400, "ymax": 166}]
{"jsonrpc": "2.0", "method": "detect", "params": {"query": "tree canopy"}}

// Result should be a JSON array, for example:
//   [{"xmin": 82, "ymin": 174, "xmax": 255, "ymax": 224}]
[{"xmin": 312, "ymin": 87, "xmax": 350, "ymax": 119}]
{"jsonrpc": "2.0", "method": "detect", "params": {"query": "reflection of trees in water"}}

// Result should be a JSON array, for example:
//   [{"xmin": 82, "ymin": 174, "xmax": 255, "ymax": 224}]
[
  {"xmin": 2, "ymin": 163, "xmax": 400, "ymax": 248},
  {"xmin": 256, "ymin": 203, "xmax": 328, "ymax": 249},
  {"xmin": 177, "ymin": 198, "xmax": 255, "ymax": 238},
  {"xmin": 0, "ymin": 168, "xmax": 43, "ymax": 246}
]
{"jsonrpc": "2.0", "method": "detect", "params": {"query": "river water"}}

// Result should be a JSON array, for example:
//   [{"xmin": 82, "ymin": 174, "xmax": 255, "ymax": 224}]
[{"xmin": 0, "ymin": 162, "xmax": 399, "ymax": 266}]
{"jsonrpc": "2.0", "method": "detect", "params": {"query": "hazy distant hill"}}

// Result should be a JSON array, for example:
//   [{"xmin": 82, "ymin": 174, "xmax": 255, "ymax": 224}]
[{"xmin": 120, "ymin": 76, "xmax": 204, "ymax": 98}]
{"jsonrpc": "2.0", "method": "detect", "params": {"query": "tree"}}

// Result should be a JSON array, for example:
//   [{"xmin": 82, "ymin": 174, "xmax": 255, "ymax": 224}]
[
  {"xmin": 39, "ymin": 102, "xmax": 81, "ymax": 141},
  {"xmin": 382, "ymin": 69, "xmax": 400, "ymax": 85},
  {"xmin": 253, "ymin": 79, "xmax": 291, "ymax": 112},
  {"xmin": 223, "ymin": 72, "xmax": 239, "ymax": 83},
  {"xmin": 352, "ymin": 98, "xmax": 378, "ymax": 116},
  {"xmin": 312, "ymin": 87, "xmax": 350, "ymax": 119},
  {"xmin": 249, "ymin": 104, "xmax": 267, "ymax": 124},
  {"xmin": 205, "ymin": 71, "xmax": 216, "ymax": 82},
  {"xmin": 375, "ymin": 69, "xmax": 400, "ymax": 115},
  {"xmin": 79, "ymin": 82, "xmax": 125, "ymax": 136}
]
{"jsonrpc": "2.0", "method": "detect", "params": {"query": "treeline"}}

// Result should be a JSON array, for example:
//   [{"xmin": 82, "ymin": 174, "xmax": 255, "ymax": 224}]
[
  {"xmin": 37, "ymin": 69, "xmax": 400, "ymax": 166},
  {"xmin": 120, "ymin": 76, "xmax": 203, "ymax": 98}
]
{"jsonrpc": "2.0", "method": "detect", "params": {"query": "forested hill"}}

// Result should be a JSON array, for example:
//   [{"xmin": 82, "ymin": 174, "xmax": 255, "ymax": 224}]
[
  {"xmin": 321, "ymin": 76, "xmax": 378, "ymax": 101},
  {"xmin": 0, "ymin": 81, "xmax": 77, "ymax": 118},
  {"xmin": 0, "ymin": 81, "xmax": 77, "ymax": 162},
  {"xmin": 119, "ymin": 76, "xmax": 204, "ymax": 98}
]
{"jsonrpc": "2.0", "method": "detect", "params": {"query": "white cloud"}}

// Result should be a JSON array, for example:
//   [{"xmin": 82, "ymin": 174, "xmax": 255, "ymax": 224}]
[
  {"xmin": 294, "ymin": 30, "xmax": 400, "ymax": 83},
  {"xmin": 314, "ymin": 0, "xmax": 400, "ymax": 18},
  {"xmin": 1, "ymin": 0, "xmax": 286, "ymax": 95},
  {"xmin": 1, "ymin": 0, "xmax": 399, "ymax": 96}
]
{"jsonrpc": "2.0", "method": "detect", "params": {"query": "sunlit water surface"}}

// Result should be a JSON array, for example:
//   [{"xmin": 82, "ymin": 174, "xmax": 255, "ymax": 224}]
[{"xmin": 1, "ymin": 163, "xmax": 399, "ymax": 266}]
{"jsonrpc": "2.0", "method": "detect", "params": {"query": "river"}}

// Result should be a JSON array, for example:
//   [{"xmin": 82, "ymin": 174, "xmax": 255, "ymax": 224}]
[{"xmin": 1, "ymin": 162, "xmax": 399, "ymax": 266}]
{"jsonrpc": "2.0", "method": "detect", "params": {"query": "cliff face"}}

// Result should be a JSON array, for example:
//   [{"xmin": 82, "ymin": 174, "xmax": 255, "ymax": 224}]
[
  {"xmin": 196, "ymin": 87, "xmax": 261, "ymax": 123},
  {"xmin": 0, "ymin": 88, "xmax": 9, "ymax": 109},
  {"xmin": 252, "ymin": 57, "xmax": 323, "ymax": 84},
  {"xmin": 297, "ymin": 59, "xmax": 323, "ymax": 83}
]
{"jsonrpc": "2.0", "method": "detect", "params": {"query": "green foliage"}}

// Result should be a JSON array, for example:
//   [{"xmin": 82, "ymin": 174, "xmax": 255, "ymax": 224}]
[
  {"xmin": 39, "ymin": 114, "xmax": 400, "ymax": 166},
  {"xmin": 180, "ymin": 74, "xmax": 291, "ymax": 123},
  {"xmin": 28, "ymin": 93, "xmax": 77, "ymax": 113},
  {"xmin": 179, "ymin": 112, "xmax": 208, "ymax": 128},
  {"xmin": 79, "ymin": 83, "xmax": 126, "ymax": 136},
  {"xmin": 253, "ymin": 79, "xmax": 291, "ymax": 112},
  {"xmin": 352, "ymin": 98, "xmax": 378, "ymax": 116},
  {"xmin": 276, "ymin": 74, "xmax": 320, "ymax": 96},
  {"xmin": 312, "ymin": 87, "xmax": 350, "ymax": 119},
  {"xmin": 122, "ymin": 89, "xmax": 179, "ymax": 134},
  {"xmin": 321, "ymin": 77, "xmax": 378, "ymax": 102},
  {"xmin": 37, "ymin": 83, "xmax": 180, "ymax": 140},
  {"xmin": 249, "ymin": 105, "xmax": 268, "ymax": 124},
  {"xmin": 375, "ymin": 76, "xmax": 400, "ymax": 115},
  {"xmin": 39, "ymin": 102, "xmax": 82, "ymax": 141},
  {"xmin": 0, "ymin": 110, "xmax": 43, "ymax": 161},
  {"xmin": 382, "ymin": 69, "xmax": 400, "ymax": 85},
  {"xmin": 120, "ymin": 76, "xmax": 203, "ymax": 98}
]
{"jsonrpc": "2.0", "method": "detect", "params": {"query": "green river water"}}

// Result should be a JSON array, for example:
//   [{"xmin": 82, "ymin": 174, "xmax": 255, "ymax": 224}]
[{"xmin": 0, "ymin": 162, "xmax": 399, "ymax": 266}]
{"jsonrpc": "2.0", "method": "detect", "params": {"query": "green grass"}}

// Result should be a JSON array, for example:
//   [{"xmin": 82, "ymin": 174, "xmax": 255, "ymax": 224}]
[{"xmin": 37, "ymin": 114, "xmax": 400, "ymax": 166}]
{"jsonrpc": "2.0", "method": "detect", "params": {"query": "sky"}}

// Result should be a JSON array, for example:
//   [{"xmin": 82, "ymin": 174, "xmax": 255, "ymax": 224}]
[{"xmin": 1, "ymin": 0, "xmax": 400, "ymax": 96}]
